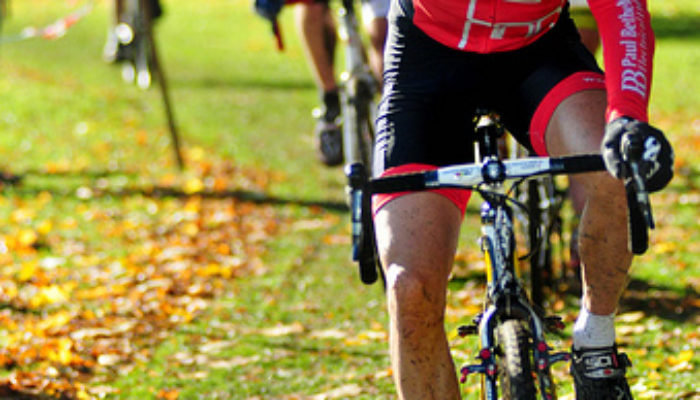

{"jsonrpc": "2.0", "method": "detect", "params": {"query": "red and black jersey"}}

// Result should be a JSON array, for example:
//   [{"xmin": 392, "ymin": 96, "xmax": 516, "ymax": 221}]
[{"xmin": 408, "ymin": 0, "xmax": 654, "ymax": 122}]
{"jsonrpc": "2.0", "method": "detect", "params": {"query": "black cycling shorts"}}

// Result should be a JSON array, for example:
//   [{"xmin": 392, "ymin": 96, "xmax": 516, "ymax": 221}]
[{"xmin": 373, "ymin": 1, "xmax": 603, "ymax": 176}]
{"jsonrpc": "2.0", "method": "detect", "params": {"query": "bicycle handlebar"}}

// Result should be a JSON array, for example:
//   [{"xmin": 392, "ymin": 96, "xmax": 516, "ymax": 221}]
[
  {"xmin": 365, "ymin": 151, "xmax": 653, "ymax": 255},
  {"xmin": 369, "ymin": 154, "xmax": 605, "ymax": 193}
]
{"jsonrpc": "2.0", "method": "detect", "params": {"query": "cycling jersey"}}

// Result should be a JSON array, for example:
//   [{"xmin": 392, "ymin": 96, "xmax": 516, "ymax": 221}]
[{"xmin": 404, "ymin": 0, "xmax": 654, "ymax": 123}]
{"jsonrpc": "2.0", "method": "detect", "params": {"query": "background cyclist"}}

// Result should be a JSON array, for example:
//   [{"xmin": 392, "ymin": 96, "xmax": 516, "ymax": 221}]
[
  {"xmin": 294, "ymin": 0, "xmax": 388, "ymax": 166},
  {"xmin": 103, "ymin": 0, "xmax": 163, "ymax": 63},
  {"xmin": 371, "ymin": 0, "xmax": 673, "ymax": 399}
]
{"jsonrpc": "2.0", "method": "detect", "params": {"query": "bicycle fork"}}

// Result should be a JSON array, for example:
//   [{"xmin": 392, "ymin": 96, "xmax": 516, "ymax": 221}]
[
  {"xmin": 459, "ymin": 300, "xmax": 570, "ymax": 400},
  {"xmin": 457, "ymin": 202, "xmax": 570, "ymax": 399}
]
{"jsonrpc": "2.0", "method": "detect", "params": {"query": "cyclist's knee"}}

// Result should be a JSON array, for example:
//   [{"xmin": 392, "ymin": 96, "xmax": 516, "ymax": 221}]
[
  {"xmin": 580, "ymin": 171, "xmax": 625, "ymax": 201},
  {"xmin": 385, "ymin": 264, "xmax": 446, "ymax": 318}
]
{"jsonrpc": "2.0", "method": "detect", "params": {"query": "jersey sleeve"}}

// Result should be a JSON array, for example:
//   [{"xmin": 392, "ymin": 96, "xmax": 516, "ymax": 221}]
[{"xmin": 588, "ymin": 0, "xmax": 654, "ymax": 122}]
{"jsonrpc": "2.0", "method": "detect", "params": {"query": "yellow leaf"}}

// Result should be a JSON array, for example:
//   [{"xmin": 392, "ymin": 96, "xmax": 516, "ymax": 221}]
[
  {"xmin": 43, "ymin": 338, "xmax": 74, "ymax": 365},
  {"xmin": 37, "ymin": 220, "xmax": 53, "ymax": 235},
  {"xmin": 17, "ymin": 261, "xmax": 38, "ymax": 282},
  {"xmin": 647, "ymin": 370, "xmax": 662, "ymax": 380},
  {"xmin": 76, "ymin": 390, "xmax": 91, "ymax": 400},
  {"xmin": 644, "ymin": 361, "xmax": 660, "ymax": 370},
  {"xmin": 18, "ymin": 229, "xmax": 38, "ymax": 247},
  {"xmin": 38, "ymin": 311, "xmax": 73, "ymax": 332},
  {"xmin": 187, "ymin": 146, "xmax": 206, "ymax": 162},
  {"xmin": 678, "ymin": 349, "xmax": 694, "ymax": 363},
  {"xmin": 11, "ymin": 208, "xmax": 35, "ymax": 223},
  {"xmin": 184, "ymin": 198, "xmax": 201, "ymax": 213},
  {"xmin": 652, "ymin": 241, "xmax": 677, "ymax": 254},
  {"xmin": 31, "ymin": 285, "xmax": 70, "ymax": 308},
  {"xmin": 184, "ymin": 178, "xmax": 204, "ymax": 194},
  {"xmin": 667, "ymin": 349, "xmax": 694, "ymax": 366},
  {"xmin": 181, "ymin": 222, "xmax": 199, "ymax": 236},
  {"xmin": 37, "ymin": 191, "xmax": 53, "ymax": 205}
]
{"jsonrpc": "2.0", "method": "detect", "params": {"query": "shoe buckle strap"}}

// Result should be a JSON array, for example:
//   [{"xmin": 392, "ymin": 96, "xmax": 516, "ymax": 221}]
[{"xmin": 579, "ymin": 350, "xmax": 628, "ymax": 379}]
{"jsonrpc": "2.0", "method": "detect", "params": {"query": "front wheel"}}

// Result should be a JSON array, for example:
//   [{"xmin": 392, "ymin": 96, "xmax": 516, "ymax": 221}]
[{"xmin": 497, "ymin": 320, "xmax": 536, "ymax": 400}]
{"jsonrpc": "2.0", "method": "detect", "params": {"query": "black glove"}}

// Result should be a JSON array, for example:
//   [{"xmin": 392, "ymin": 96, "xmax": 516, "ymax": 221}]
[{"xmin": 602, "ymin": 117, "xmax": 674, "ymax": 192}]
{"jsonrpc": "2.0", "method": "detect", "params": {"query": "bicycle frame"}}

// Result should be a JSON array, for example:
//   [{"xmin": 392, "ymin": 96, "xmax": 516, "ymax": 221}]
[
  {"xmin": 338, "ymin": 0, "xmax": 378, "ymax": 168},
  {"xmin": 508, "ymin": 139, "xmax": 570, "ymax": 309},
  {"xmin": 116, "ymin": 0, "xmax": 154, "ymax": 89},
  {"xmin": 456, "ymin": 114, "xmax": 567, "ymax": 399},
  {"xmin": 352, "ymin": 111, "xmax": 623, "ymax": 398}
]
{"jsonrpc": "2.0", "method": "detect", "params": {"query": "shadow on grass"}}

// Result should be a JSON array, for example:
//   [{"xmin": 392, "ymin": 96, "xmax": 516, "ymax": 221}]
[
  {"xmin": 449, "ymin": 274, "xmax": 698, "ymax": 324},
  {"xmin": 5, "ymin": 171, "xmax": 348, "ymax": 213},
  {"xmin": 260, "ymin": 336, "xmax": 387, "ymax": 362},
  {"xmin": 652, "ymin": 14, "xmax": 700, "ymax": 39},
  {"xmin": 620, "ymin": 278, "xmax": 699, "ymax": 323},
  {"xmin": 558, "ymin": 276, "xmax": 698, "ymax": 323},
  {"xmin": 175, "ymin": 76, "xmax": 315, "ymax": 91},
  {"xmin": 114, "ymin": 186, "xmax": 348, "ymax": 212}
]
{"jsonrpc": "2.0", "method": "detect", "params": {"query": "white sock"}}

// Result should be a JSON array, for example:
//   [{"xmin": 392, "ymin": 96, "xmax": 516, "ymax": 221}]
[{"xmin": 572, "ymin": 306, "xmax": 615, "ymax": 350}]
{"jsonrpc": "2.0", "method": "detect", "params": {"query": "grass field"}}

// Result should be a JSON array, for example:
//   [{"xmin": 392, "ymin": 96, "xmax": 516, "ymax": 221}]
[{"xmin": 0, "ymin": 0, "xmax": 698, "ymax": 398}]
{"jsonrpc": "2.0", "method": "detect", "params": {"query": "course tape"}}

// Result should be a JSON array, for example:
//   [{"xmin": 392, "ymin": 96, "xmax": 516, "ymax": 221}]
[{"xmin": 0, "ymin": 2, "xmax": 93, "ymax": 44}]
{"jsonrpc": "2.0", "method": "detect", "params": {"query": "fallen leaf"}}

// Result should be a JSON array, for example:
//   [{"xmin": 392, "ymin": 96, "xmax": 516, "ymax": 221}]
[
  {"xmin": 259, "ymin": 322, "xmax": 305, "ymax": 337},
  {"xmin": 311, "ymin": 384, "xmax": 362, "ymax": 399}
]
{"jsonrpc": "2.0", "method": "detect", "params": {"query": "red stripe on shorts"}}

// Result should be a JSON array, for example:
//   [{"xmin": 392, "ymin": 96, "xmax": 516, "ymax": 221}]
[
  {"xmin": 372, "ymin": 163, "xmax": 472, "ymax": 217},
  {"xmin": 529, "ymin": 71, "xmax": 606, "ymax": 156}
]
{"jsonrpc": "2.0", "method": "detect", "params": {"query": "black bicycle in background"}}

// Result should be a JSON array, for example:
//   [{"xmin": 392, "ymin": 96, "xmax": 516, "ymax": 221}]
[
  {"xmin": 337, "ymin": 0, "xmax": 379, "ymax": 172},
  {"xmin": 104, "ymin": 0, "xmax": 162, "ymax": 89},
  {"xmin": 349, "ymin": 110, "xmax": 656, "ymax": 399},
  {"xmin": 506, "ymin": 138, "xmax": 572, "ymax": 311},
  {"xmin": 103, "ymin": 0, "xmax": 184, "ymax": 169}
]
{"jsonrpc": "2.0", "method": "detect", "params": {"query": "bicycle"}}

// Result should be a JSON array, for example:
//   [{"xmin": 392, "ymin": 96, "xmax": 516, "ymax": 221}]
[
  {"xmin": 106, "ymin": 0, "xmax": 161, "ymax": 89},
  {"xmin": 507, "ymin": 140, "xmax": 572, "ymax": 310},
  {"xmin": 348, "ymin": 110, "xmax": 656, "ymax": 398},
  {"xmin": 309, "ymin": 0, "xmax": 379, "ymax": 177},
  {"xmin": 336, "ymin": 0, "xmax": 379, "ymax": 171},
  {"xmin": 104, "ymin": 0, "xmax": 184, "ymax": 169}
]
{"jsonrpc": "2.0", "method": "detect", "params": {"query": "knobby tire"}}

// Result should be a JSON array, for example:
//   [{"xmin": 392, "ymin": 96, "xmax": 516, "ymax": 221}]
[{"xmin": 497, "ymin": 320, "xmax": 536, "ymax": 400}]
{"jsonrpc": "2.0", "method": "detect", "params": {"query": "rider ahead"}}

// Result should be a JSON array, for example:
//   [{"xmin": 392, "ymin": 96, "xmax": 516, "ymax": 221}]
[
  {"xmin": 254, "ymin": 0, "xmax": 389, "ymax": 166},
  {"xmin": 372, "ymin": 0, "xmax": 673, "ymax": 399}
]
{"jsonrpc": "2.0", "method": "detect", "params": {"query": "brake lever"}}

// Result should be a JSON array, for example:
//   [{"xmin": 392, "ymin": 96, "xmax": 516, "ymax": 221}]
[
  {"xmin": 627, "ymin": 160, "xmax": 655, "ymax": 229},
  {"xmin": 620, "ymin": 132, "xmax": 655, "ymax": 254},
  {"xmin": 346, "ymin": 163, "xmax": 380, "ymax": 284}
]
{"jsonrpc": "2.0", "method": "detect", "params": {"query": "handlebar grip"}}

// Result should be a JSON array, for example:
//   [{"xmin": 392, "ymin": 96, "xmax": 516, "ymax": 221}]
[
  {"xmin": 369, "ymin": 171, "xmax": 434, "ymax": 194},
  {"xmin": 551, "ymin": 154, "xmax": 605, "ymax": 174},
  {"xmin": 346, "ymin": 163, "xmax": 381, "ymax": 285},
  {"xmin": 626, "ymin": 180, "xmax": 649, "ymax": 254}
]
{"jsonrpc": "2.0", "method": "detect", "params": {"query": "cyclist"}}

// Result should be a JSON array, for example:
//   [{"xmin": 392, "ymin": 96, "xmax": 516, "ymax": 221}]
[
  {"xmin": 254, "ymin": 0, "xmax": 388, "ymax": 165},
  {"xmin": 295, "ymin": 0, "xmax": 388, "ymax": 166},
  {"xmin": 103, "ymin": 0, "xmax": 163, "ymax": 63},
  {"xmin": 371, "ymin": 0, "xmax": 673, "ymax": 399}
]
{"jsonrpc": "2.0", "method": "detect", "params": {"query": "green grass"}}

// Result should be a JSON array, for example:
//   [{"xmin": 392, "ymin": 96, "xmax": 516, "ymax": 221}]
[{"xmin": 0, "ymin": 0, "xmax": 698, "ymax": 399}]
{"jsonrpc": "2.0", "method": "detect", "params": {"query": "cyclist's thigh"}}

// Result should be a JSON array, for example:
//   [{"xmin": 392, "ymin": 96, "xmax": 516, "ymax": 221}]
[
  {"xmin": 546, "ymin": 89, "xmax": 607, "ymax": 157},
  {"xmin": 493, "ymin": 7, "xmax": 605, "ymax": 156},
  {"xmin": 374, "ymin": 7, "xmax": 475, "ymax": 177}
]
